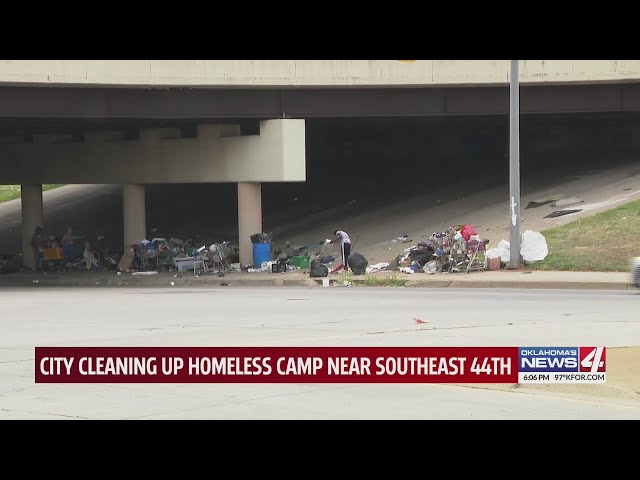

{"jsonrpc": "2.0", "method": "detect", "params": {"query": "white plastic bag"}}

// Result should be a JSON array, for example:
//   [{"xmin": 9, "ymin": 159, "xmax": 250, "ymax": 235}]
[
  {"xmin": 486, "ymin": 240, "xmax": 512, "ymax": 262},
  {"xmin": 521, "ymin": 230, "xmax": 548, "ymax": 262},
  {"xmin": 423, "ymin": 260, "xmax": 438, "ymax": 273}
]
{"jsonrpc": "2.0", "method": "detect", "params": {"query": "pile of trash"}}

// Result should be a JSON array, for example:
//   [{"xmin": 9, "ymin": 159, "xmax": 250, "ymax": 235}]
[
  {"xmin": 249, "ymin": 236, "xmax": 371, "ymax": 277},
  {"xmin": 248, "ymin": 238, "xmax": 343, "ymax": 275},
  {"xmin": 118, "ymin": 236, "xmax": 239, "ymax": 273},
  {"xmin": 383, "ymin": 225, "xmax": 549, "ymax": 274},
  {"xmin": 384, "ymin": 224, "xmax": 488, "ymax": 274}
]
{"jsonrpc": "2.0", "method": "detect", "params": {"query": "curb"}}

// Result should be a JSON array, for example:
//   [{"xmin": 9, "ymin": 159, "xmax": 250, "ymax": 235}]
[
  {"xmin": 0, "ymin": 275, "xmax": 634, "ymax": 291},
  {"xmin": 0, "ymin": 276, "xmax": 318, "ymax": 288},
  {"xmin": 403, "ymin": 280, "xmax": 633, "ymax": 290}
]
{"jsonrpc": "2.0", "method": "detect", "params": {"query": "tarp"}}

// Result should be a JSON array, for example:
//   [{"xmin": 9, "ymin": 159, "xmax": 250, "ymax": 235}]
[
  {"xmin": 550, "ymin": 197, "xmax": 584, "ymax": 208},
  {"xmin": 526, "ymin": 194, "xmax": 565, "ymax": 209},
  {"xmin": 544, "ymin": 209, "xmax": 582, "ymax": 218}
]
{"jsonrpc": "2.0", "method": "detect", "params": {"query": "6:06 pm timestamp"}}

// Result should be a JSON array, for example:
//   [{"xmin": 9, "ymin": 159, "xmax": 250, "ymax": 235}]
[{"xmin": 519, "ymin": 373, "xmax": 606, "ymax": 384}]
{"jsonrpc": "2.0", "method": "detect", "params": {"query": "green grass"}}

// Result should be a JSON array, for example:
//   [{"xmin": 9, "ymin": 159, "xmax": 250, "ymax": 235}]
[
  {"xmin": 336, "ymin": 272, "xmax": 353, "ymax": 285},
  {"xmin": 363, "ymin": 273, "xmax": 407, "ymax": 287},
  {"xmin": 336, "ymin": 271, "xmax": 407, "ymax": 287},
  {"xmin": 0, "ymin": 184, "xmax": 65, "ymax": 203},
  {"xmin": 530, "ymin": 199, "xmax": 640, "ymax": 272}
]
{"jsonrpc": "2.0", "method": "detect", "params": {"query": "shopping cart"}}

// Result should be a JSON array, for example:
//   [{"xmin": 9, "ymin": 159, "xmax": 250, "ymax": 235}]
[
  {"xmin": 465, "ymin": 238, "xmax": 487, "ymax": 273},
  {"xmin": 136, "ymin": 242, "xmax": 159, "ymax": 271},
  {"xmin": 209, "ymin": 242, "xmax": 230, "ymax": 272}
]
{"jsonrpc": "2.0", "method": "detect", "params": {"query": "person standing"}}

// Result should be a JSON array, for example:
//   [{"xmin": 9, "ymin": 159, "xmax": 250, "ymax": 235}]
[
  {"xmin": 330, "ymin": 229, "xmax": 351, "ymax": 272},
  {"xmin": 60, "ymin": 226, "xmax": 76, "ymax": 267}
]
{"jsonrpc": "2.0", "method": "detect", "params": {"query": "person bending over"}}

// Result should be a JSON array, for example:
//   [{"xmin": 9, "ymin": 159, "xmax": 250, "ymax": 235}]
[{"xmin": 330, "ymin": 229, "xmax": 351, "ymax": 273}]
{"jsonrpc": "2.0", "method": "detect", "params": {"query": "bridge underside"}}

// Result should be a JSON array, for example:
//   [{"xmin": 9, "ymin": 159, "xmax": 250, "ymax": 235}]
[
  {"xmin": 3, "ymin": 81, "xmax": 640, "ymax": 269},
  {"xmin": 1, "ymin": 83, "xmax": 640, "ymax": 121}
]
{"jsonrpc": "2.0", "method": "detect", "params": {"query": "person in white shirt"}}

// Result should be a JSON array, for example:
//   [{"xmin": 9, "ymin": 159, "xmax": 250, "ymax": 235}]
[{"xmin": 330, "ymin": 229, "xmax": 351, "ymax": 272}]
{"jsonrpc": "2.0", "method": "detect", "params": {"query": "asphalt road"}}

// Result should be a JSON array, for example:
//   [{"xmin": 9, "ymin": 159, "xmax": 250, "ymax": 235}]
[{"xmin": 1, "ymin": 287, "xmax": 639, "ymax": 419}]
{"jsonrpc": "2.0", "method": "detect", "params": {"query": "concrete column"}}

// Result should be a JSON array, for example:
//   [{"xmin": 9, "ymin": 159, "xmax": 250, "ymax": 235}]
[
  {"xmin": 631, "ymin": 126, "xmax": 640, "ymax": 153},
  {"xmin": 21, "ymin": 184, "xmax": 44, "ymax": 269},
  {"xmin": 123, "ymin": 184, "xmax": 147, "ymax": 249},
  {"xmin": 237, "ymin": 182, "xmax": 262, "ymax": 267}
]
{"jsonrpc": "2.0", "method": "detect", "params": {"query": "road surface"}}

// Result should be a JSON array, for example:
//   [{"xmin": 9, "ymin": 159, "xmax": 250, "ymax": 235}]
[{"xmin": 0, "ymin": 287, "xmax": 638, "ymax": 419}]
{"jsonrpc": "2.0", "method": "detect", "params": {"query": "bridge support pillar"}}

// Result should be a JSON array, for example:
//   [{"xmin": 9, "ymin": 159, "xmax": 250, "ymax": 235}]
[
  {"xmin": 123, "ymin": 184, "xmax": 147, "ymax": 251},
  {"xmin": 21, "ymin": 184, "xmax": 44, "ymax": 269},
  {"xmin": 237, "ymin": 182, "xmax": 262, "ymax": 267}
]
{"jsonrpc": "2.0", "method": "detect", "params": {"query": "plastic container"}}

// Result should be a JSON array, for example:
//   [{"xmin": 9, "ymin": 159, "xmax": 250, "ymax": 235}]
[
  {"xmin": 272, "ymin": 261, "xmax": 287, "ymax": 273},
  {"xmin": 291, "ymin": 255, "xmax": 310, "ymax": 269},
  {"xmin": 253, "ymin": 242, "xmax": 272, "ymax": 268},
  {"xmin": 174, "ymin": 257, "xmax": 195, "ymax": 272}
]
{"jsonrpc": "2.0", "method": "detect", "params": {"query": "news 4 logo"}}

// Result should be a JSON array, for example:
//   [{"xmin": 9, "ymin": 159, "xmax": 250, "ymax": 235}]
[
  {"xmin": 518, "ymin": 347, "xmax": 606, "ymax": 373},
  {"xmin": 578, "ymin": 346, "xmax": 606, "ymax": 373}
]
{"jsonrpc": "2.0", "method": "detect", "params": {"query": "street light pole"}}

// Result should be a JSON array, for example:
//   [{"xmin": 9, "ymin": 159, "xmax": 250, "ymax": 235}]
[{"xmin": 508, "ymin": 60, "xmax": 522, "ymax": 269}]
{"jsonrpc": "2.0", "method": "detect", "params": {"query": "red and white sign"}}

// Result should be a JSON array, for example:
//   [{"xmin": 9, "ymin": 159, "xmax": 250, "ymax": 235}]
[
  {"xmin": 579, "ymin": 346, "xmax": 606, "ymax": 373},
  {"xmin": 35, "ymin": 347, "xmax": 518, "ymax": 384}
]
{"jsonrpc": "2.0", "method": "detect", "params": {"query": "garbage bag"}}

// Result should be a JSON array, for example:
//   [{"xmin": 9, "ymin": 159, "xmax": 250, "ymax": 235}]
[
  {"xmin": 521, "ymin": 230, "xmax": 548, "ymax": 262},
  {"xmin": 461, "ymin": 225, "xmax": 477, "ymax": 241},
  {"xmin": 309, "ymin": 260, "xmax": 329, "ymax": 278},
  {"xmin": 347, "ymin": 252, "xmax": 368, "ymax": 275},
  {"xmin": 251, "ymin": 233, "xmax": 271, "ymax": 243},
  {"xmin": 486, "ymin": 240, "xmax": 511, "ymax": 263},
  {"xmin": 409, "ymin": 246, "xmax": 434, "ymax": 265},
  {"xmin": 423, "ymin": 260, "xmax": 438, "ymax": 273}
]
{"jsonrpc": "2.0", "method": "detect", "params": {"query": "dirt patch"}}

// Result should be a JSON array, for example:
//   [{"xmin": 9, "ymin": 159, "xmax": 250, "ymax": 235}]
[{"xmin": 273, "ymin": 161, "xmax": 640, "ymax": 267}]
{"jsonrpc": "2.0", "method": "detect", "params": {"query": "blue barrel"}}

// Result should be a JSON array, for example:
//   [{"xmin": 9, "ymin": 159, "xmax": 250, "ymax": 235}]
[{"xmin": 252, "ymin": 242, "xmax": 272, "ymax": 268}]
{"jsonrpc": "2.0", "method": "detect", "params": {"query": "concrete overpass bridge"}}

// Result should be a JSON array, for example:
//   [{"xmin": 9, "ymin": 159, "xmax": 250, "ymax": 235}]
[{"xmin": 2, "ymin": 60, "xmax": 640, "ymax": 267}]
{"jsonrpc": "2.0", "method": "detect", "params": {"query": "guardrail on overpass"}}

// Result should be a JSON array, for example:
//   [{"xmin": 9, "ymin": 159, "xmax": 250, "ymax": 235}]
[{"xmin": 2, "ymin": 61, "xmax": 640, "ymax": 87}]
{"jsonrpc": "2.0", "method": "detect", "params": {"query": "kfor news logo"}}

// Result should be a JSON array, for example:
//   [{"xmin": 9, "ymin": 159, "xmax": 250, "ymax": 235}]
[{"xmin": 518, "ymin": 347, "xmax": 606, "ymax": 384}]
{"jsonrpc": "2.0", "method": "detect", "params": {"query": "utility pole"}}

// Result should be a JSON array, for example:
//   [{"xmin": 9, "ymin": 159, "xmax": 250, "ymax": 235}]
[{"xmin": 508, "ymin": 60, "xmax": 522, "ymax": 269}]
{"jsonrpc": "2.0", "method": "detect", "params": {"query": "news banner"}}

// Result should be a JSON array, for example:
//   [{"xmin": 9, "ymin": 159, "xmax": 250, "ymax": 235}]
[{"xmin": 34, "ymin": 346, "xmax": 606, "ymax": 384}]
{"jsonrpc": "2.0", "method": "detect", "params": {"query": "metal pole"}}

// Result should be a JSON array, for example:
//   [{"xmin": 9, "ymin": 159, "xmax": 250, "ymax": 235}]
[{"xmin": 508, "ymin": 60, "xmax": 522, "ymax": 268}]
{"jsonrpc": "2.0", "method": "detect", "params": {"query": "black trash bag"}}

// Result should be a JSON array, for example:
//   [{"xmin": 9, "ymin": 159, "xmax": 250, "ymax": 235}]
[
  {"xmin": 319, "ymin": 255, "xmax": 336, "ymax": 264},
  {"xmin": 250, "ymin": 233, "xmax": 271, "ymax": 243},
  {"xmin": 309, "ymin": 260, "xmax": 329, "ymax": 278},
  {"xmin": 409, "ymin": 246, "xmax": 434, "ymax": 265},
  {"xmin": 347, "ymin": 252, "xmax": 368, "ymax": 275}
]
